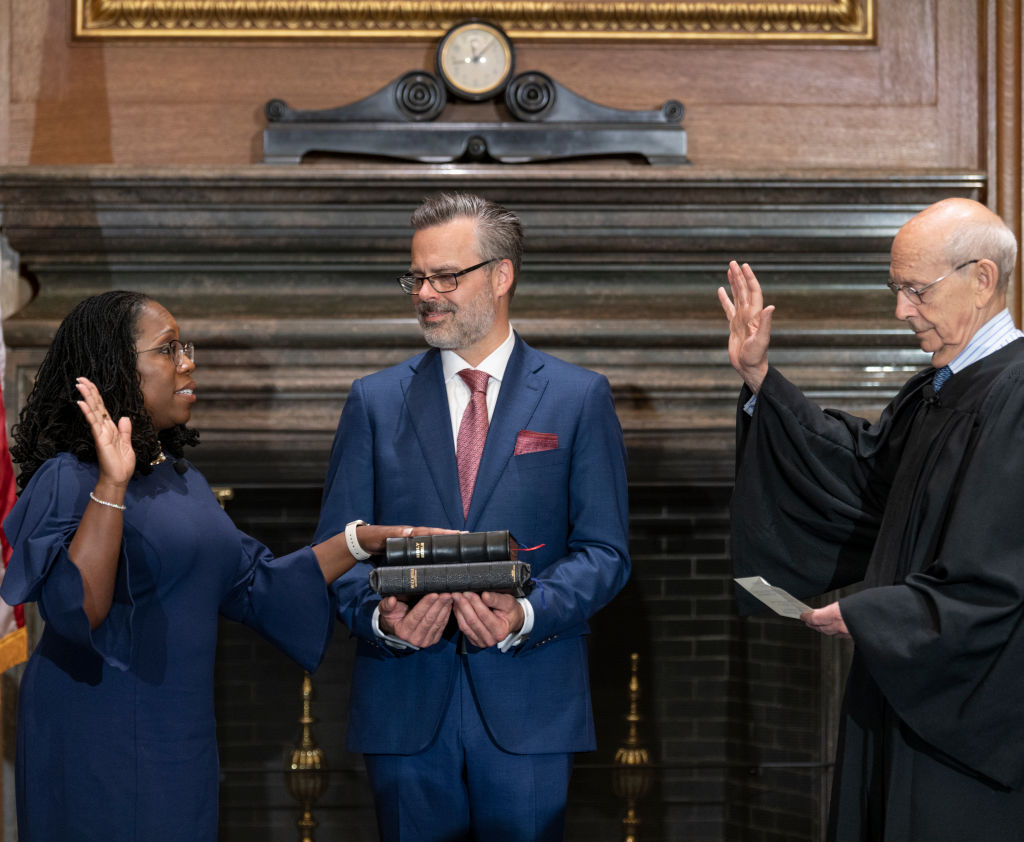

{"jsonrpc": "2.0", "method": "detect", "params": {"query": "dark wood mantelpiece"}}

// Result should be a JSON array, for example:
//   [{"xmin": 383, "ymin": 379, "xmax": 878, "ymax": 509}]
[
  {"xmin": 0, "ymin": 164, "xmax": 989, "ymax": 840},
  {"xmin": 0, "ymin": 165, "xmax": 985, "ymax": 489}
]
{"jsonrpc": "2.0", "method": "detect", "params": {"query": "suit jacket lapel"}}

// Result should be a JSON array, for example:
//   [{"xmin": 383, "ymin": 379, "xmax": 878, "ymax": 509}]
[
  {"xmin": 402, "ymin": 349, "xmax": 464, "ymax": 527},
  {"xmin": 466, "ymin": 336, "xmax": 548, "ymax": 528}
]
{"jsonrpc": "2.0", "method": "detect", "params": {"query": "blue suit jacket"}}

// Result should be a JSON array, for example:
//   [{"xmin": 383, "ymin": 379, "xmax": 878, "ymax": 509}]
[{"xmin": 315, "ymin": 335, "xmax": 631, "ymax": 755}]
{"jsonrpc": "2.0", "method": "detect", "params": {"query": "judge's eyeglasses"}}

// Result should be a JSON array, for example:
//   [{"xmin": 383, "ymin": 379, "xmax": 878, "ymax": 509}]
[{"xmin": 886, "ymin": 259, "xmax": 979, "ymax": 303}]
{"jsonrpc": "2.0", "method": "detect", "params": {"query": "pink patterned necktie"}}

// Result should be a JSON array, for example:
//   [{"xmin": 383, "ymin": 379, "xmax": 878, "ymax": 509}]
[{"xmin": 457, "ymin": 369, "xmax": 490, "ymax": 517}]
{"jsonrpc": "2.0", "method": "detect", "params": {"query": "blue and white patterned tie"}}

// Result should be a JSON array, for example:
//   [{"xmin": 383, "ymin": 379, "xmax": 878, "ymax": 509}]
[{"xmin": 932, "ymin": 365, "xmax": 952, "ymax": 392}]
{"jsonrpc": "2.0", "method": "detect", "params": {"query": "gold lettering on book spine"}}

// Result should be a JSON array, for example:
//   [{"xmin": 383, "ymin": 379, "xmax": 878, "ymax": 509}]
[
  {"xmin": 74, "ymin": 0, "xmax": 874, "ymax": 43},
  {"xmin": 415, "ymin": 541, "xmax": 425, "ymax": 559},
  {"xmin": 410, "ymin": 568, "xmax": 418, "ymax": 590}
]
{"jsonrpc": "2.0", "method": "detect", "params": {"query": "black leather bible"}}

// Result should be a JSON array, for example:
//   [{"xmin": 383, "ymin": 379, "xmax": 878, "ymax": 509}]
[
  {"xmin": 369, "ymin": 560, "xmax": 532, "ymax": 598},
  {"xmin": 381, "ymin": 530, "xmax": 518, "ymax": 566}
]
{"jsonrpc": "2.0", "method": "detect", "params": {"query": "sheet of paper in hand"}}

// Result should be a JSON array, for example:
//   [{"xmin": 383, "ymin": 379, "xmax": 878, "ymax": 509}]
[{"xmin": 734, "ymin": 576, "xmax": 813, "ymax": 619}]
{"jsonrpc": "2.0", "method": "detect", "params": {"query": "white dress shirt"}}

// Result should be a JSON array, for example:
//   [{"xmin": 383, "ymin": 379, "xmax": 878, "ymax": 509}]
[{"xmin": 373, "ymin": 325, "xmax": 535, "ymax": 652}]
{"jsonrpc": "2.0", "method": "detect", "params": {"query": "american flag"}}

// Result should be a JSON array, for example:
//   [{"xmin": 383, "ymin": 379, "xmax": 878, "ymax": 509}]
[{"xmin": 0, "ymin": 300, "xmax": 27, "ymax": 672}]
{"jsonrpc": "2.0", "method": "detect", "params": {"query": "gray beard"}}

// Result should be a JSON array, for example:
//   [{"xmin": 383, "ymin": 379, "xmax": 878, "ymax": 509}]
[{"xmin": 418, "ymin": 298, "xmax": 496, "ymax": 351}]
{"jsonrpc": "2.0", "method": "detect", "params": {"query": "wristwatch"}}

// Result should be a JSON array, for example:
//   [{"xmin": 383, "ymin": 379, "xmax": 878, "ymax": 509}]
[{"xmin": 345, "ymin": 519, "xmax": 372, "ymax": 561}]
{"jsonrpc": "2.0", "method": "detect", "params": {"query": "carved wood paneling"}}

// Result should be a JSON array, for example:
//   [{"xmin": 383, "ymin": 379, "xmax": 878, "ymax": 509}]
[{"xmin": 0, "ymin": 0, "xmax": 980, "ymax": 171}]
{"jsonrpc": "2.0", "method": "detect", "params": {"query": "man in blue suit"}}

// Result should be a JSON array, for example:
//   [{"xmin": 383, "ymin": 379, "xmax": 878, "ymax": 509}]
[{"xmin": 315, "ymin": 192, "xmax": 631, "ymax": 841}]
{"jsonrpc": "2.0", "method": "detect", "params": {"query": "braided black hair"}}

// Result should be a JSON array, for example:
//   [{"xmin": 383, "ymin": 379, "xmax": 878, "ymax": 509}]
[{"xmin": 10, "ymin": 291, "xmax": 199, "ymax": 490}]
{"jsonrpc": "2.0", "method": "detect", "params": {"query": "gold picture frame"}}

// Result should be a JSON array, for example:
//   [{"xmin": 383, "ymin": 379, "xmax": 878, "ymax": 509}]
[{"xmin": 74, "ymin": 0, "xmax": 875, "ymax": 42}]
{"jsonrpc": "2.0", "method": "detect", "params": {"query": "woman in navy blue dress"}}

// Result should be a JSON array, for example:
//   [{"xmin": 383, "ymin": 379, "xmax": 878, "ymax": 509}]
[{"xmin": 0, "ymin": 291, "xmax": 447, "ymax": 841}]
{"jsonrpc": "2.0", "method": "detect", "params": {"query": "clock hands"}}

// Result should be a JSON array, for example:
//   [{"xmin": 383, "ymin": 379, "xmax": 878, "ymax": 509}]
[{"xmin": 465, "ymin": 36, "xmax": 497, "ymax": 64}]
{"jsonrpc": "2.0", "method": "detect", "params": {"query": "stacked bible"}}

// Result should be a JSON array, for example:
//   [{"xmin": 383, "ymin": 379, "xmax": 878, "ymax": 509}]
[{"xmin": 368, "ymin": 531, "xmax": 532, "ymax": 597}]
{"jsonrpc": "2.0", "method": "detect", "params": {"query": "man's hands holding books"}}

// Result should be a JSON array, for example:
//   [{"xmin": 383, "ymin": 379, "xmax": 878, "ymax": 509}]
[
  {"xmin": 377, "ymin": 590, "xmax": 525, "ymax": 649},
  {"xmin": 378, "ymin": 593, "xmax": 454, "ymax": 648},
  {"xmin": 452, "ymin": 591, "xmax": 524, "ymax": 648},
  {"xmin": 375, "ymin": 531, "xmax": 529, "ymax": 648}
]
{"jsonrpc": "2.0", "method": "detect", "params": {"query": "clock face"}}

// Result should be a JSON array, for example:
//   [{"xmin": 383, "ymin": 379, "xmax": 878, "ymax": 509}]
[{"xmin": 436, "ymin": 21, "xmax": 515, "ymax": 101}]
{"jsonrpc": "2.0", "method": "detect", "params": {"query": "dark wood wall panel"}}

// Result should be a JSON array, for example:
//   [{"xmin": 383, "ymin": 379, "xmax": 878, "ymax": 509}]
[{"xmin": 0, "ymin": 0, "xmax": 982, "ymax": 171}]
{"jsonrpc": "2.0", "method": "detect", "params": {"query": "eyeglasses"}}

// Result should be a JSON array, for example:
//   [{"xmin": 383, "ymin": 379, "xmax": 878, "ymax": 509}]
[
  {"xmin": 138, "ymin": 339, "xmax": 195, "ymax": 367},
  {"xmin": 397, "ymin": 259, "xmax": 497, "ymax": 295},
  {"xmin": 886, "ymin": 259, "xmax": 979, "ymax": 302}
]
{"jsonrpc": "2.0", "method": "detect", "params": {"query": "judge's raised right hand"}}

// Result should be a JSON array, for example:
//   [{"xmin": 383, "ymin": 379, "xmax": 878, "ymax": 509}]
[
  {"xmin": 379, "ymin": 592, "xmax": 454, "ymax": 649},
  {"xmin": 717, "ymin": 261, "xmax": 775, "ymax": 394}
]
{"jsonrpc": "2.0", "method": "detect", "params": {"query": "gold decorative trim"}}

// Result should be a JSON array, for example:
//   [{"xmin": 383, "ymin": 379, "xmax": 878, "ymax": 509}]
[
  {"xmin": 0, "ymin": 626, "xmax": 28, "ymax": 674},
  {"xmin": 74, "ymin": 0, "xmax": 874, "ymax": 42}
]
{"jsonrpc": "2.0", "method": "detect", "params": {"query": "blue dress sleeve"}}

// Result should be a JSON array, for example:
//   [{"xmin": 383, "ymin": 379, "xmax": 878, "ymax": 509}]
[
  {"xmin": 0, "ymin": 455, "xmax": 136, "ymax": 669},
  {"xmin": 315, "ymin": 377, "xmax": 381, "ymax": 643},
  {"xmin": 218, "ymin": 533, "xmax": 337, "ymax": 673}
]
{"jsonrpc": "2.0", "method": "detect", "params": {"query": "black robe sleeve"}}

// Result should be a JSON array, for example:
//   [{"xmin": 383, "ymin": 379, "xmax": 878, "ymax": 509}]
[
  {"xmin": 730, "ymin": 366, "xmax": 916, "ymax": 613},
  {"xmin": 841, "ymin": 367, "xmax": 1024, "ymax": 789}
]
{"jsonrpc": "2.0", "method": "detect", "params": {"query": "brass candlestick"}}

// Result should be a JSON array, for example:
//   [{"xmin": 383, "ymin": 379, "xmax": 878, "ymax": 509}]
[
  {"xmin": 613, "ymin": 653, "xmax": 654, "ymax": 842},
  {"xmin": 211, "ymin": 487, "xmax": 234, "ymax": 511},
  {"xmin": 286, "ymin": 672, "xmax": 329, "ymax": 842}
]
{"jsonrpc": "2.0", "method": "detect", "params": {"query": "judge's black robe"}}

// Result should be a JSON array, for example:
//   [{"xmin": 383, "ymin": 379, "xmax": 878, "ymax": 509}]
[{"xmin": 732, "ymin": 338, "xmax": 1024, "ymax": 842}]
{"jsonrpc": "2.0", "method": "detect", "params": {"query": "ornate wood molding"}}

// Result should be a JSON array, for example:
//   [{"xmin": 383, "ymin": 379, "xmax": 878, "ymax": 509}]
[
  {"xmin": 73, "ymin": 0, "xmax": 874, "ymax": 42},
  {"xmin": 0, "ymin": 164, "xmax": 980, "ymax": 484}
]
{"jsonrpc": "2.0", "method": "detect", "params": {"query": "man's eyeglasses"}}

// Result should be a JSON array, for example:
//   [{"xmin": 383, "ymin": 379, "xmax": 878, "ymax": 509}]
[
  {"xmin": 138, "ymin": 339, "xmax": 195, "ymax": 367},
  {"xmin": 886, "ymin": 259, "xmax": 979, "ymax": 302},
  {"xmin": 397, "ymin": 259, "xmax": 497, "ymax": 295}
]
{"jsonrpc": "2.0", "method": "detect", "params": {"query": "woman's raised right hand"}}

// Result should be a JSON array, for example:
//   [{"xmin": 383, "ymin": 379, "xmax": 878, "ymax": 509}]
[{"xmin": 75, "ymin": 377, "xmax": 135, "ymax": 487}]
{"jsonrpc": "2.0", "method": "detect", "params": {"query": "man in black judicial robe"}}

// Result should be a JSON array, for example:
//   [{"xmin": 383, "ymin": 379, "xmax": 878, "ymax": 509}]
[{"xmin": 718, "ymin": 198, "xmax": 1024, "ymax": 841}]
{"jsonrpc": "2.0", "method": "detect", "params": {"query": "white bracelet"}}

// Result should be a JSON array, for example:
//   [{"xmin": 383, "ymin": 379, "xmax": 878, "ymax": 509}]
[
  {"xmin": 345, "ymin": 519, "xmax": 372, "ymax": 561},
  {"xmin": 89, "ymin": 491, "xmax": 126, "ymax": 512}
]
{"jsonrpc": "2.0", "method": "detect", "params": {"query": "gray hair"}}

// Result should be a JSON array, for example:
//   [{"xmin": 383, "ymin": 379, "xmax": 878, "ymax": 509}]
[
  {"xmin": 945, "ymin": 215, "xmax": 1018, "ymax": 292},
  {"xmin": 410, "ymin": 193, "xmax": 524, "ymax": 296}
]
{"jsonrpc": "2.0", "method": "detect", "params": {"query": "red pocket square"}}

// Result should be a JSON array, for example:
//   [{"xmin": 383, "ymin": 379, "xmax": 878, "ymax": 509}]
[{"xmin": 515, "ymin": 430, "xmax": 559, "ymax": 455}]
